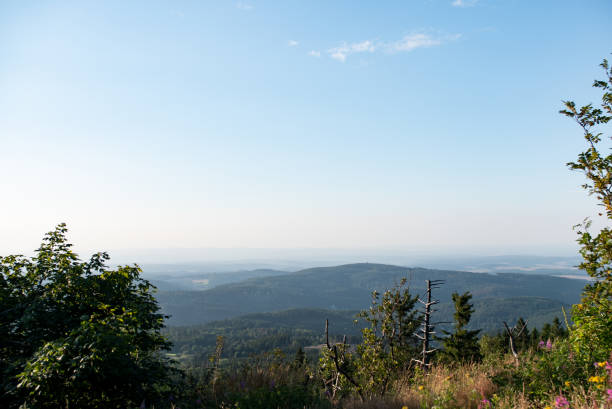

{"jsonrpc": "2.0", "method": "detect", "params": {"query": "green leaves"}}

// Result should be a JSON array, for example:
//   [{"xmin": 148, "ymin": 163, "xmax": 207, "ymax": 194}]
[
  {"xmin": 562, "ymin": 55, "xmax": 612, "ymax": 364},
  {"xmin": 0, "ymin": 224, "xmax": 176, "ymax": 408},
  {"xmin": 357, "ymin": 280, "xmax": 421, "ymax": 397}
]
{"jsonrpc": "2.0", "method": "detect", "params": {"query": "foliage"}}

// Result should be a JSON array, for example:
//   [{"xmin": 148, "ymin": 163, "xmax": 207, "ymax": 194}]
[
  {"xmin": 478, "ymin": 316, "xmax": 569, "ymax": 361},
  {"xmin": 170, "ymin": 325, "xmax": 324, "ymax": 363},
  {"xmin": 184, "ymin": 349, "xmax": 331, "ymax": 409},
  {"xmin": 354, "ymin": 278, "xmax": 421, "ymax": 397},
  {"xmin": 439, "ymin": 292, "xmax": 482, "ymax": 363},
  {"xmin": 319, "ymin": 341, "xmax": 357, "ymax": 400},
  {"xmin": 560, "ymin": 56, "xmax": 612, "ymax": 363},
  {"xmin": 0, "ymin": 224, "xmax": 176, "ymax": 408},
  {"xmin": 318, "ymin": 279, "xmax": 422, "ymax": 400}
]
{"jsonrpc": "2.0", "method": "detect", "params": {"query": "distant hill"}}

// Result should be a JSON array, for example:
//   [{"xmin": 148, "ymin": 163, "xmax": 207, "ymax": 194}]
[
  {"xmin": 148, "ymin": 268, "xmax": 289, "ymax": 291},
  {"xmin": 156, "ymin": 263, "xmax": 584, "ymax": 326},
  {"xmin": 421, "ymin": 255, "xmax": 581, "ymax": 276},
  {"xmin": 166, "ymin": 308, "xmax": 358, "ymax": 360},
  {"xmin": 165, "ymin": 296, "xmax": 572, "ymax": 360}
]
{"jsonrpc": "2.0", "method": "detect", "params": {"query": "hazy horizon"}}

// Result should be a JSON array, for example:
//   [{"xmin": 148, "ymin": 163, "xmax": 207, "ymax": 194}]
[{"xmin": 0, "ymin": 235, "xmax": 582, "ymax": 265}]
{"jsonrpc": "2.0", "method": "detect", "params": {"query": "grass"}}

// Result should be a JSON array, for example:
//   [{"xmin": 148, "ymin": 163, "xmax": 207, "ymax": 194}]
[{"xmin": 171, "ymin": 348, "xmax": 612, "ymax": 409}]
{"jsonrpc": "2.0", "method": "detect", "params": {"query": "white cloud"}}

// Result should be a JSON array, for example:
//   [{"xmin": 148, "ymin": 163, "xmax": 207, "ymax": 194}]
[
  {"xmin": 308, "ymin": 50, "xmax": 321, "ymax": 57},
  {"xmin": 387, "ymin": 33, "xmax": 441, "ymax": 52},
  {"xmin": 288, "ymin": 40, "xmax": 299, "ymax": 47},
  {"xmin": 236, "ymin": 2, "xmax": 253, "ymax": 11},
  {"xmin": 328, "ymin": 40, "xmax": 376, "ymax": 62},
  {"xmin": 323, "ymin": 33, "xmax": 459, "ymax": 62},
  {"xmin": 452, "ymin": 0, "xmax": 478, "ymax": 7}
]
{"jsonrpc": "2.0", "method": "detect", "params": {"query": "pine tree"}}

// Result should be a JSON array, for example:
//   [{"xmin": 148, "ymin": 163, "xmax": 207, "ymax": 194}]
[
  {"xmin": 439, "ymin": 292, "xmax": 481, "ymax": 363},
  {"xmin": 514, "ymin": 317, "xmax": 530, "ymax": 351},
  {"xmin": 293, "ymin": 346, "xmax": 306, "ymax": 368}
]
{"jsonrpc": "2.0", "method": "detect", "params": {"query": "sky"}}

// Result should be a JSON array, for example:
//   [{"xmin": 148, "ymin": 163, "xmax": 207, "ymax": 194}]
[{"xmin": 1, "ymin": 0, "xmax": 611, "ymax": 262}]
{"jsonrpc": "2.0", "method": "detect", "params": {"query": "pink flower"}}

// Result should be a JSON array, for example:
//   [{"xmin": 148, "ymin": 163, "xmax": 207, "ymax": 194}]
[
  {"xmin": 546, "ymin": 339, "xmax": 553, "ymax": 350},
  {"xmin": 554, "ymin": 395, "xmax": 569, "ymax": 409},
  {"xmin": 606, "ymin": 389, "xmax": 612, "ymax": 403},
  {"xmin": 478, "ymin": 398, "xmax": 491, "ymax": 409}
]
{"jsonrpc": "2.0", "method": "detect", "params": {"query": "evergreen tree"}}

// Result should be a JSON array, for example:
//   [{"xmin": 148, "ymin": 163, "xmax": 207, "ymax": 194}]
[
  {"xmin": 514, "ymin": 317, "xmax": 530, "ymax": 351},
  {"xmin": 439, "ymin": 292, "xmax": 481, "ymax": 363},
  {"xmin": 292, "ymin": 346, "xmax": 306, "ymax": 368},
  {"xmin": 529, "ymin": 327, "xmax": 540, "ymax": 348}
]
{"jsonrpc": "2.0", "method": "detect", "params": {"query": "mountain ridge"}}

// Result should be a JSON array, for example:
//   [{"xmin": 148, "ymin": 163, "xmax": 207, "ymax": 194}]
[{"xmin": 156, "ymin": 262, "xmax": 584, "ymax": 326}]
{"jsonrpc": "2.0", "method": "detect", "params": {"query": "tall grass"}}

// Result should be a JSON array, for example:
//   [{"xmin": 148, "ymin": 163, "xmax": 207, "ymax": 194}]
[{"xmin": 174, "ymin": 349, "xmax": 611, "ymax": 409}]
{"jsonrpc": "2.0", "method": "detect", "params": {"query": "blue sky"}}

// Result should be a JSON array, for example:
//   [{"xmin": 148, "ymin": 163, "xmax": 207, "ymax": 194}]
[{"xmin": 1, "ymin": 0, "xmax": 611, "ymax": 259}]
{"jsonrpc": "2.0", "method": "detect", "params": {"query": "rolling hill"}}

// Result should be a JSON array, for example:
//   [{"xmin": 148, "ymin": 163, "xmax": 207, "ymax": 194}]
[{"xmin": 156, "ymin": 263, "xmax": 584, "ymax": 326}]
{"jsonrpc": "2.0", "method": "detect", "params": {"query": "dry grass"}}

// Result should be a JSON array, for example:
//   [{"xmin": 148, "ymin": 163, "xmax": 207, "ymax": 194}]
[
  {"xmin": 338, "ymin": 356, "xmax": 612, "ymax": 409},
  {"xmin": 200, "ymin": 352, "xmax": 612, "ymax": 409},
  {"xmin": 341, "ymin": 396, "xmax": 409, "ymax": 409},
  {"xmin": 336, "ymin": 362, "xmax": 500, "ymax": 409},
  {"xmin": 393, "ymin": 362, "xmax": 497, "ymax": 409}
]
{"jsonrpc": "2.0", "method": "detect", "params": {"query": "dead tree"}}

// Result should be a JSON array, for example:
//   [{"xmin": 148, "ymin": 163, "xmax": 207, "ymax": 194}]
[
  {"xmin": 324, "ymin": 319, "xmax": 364, "ymax": 402},
  {"xmin": 414, "ymin": 279, "xmax": 444, "ymax": 371},
  {"xmin": 503, "ymin": 320, "xmax": 528, "ymax": 366}
]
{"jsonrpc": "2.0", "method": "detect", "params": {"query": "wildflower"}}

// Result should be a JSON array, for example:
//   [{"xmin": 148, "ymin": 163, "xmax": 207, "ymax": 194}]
[
  {"xmin": 606, "ymin": 389, "xmax": 612, "ymax": 402},
  {"xmin": 478, "ymin": 398, "xmax": 492, "ymax": 408},
  {"xmin": 595, "ymin": 361, "xmax": 606, "ymax": 368},
  {"xmin": 588, "ymin": 376, "xmax": 605, "ymax": 383},
  {"xmin": 539, "ymin": 340, "xmax": 546, "ymax": 348},
  {"xmin": 544, "ymin": 406, "xmax": 552, "ymax": 409},
  {"xmin": 554, "ymin": 395, "xmax": 569, "ymax": 409},
  {"xmin": 546, "ymin": 339, "xmax": 553, "ymax": 350},
  {"xmin": 402, "ymin": 407, "xmax": 409, "ymax": 409},
  {"xmin": 564, "ymin": 381, "xmax": 571, "ymax": 387},
  {"xmin": 418, "ymin": 385, "xmax": 424, "ymax": 391}
]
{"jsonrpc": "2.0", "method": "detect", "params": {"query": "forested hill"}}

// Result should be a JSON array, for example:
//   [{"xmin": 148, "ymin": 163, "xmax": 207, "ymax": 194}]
[{"xmin": 156, "ymin": 263, "xmax": 584, "ymax": 326}]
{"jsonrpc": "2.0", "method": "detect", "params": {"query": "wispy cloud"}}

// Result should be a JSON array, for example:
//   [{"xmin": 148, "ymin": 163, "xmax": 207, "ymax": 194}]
[
  {"xmin": 325, "ymin": 33, "xmax": 459, "ymax": 62},
  {"xmin": 328, "ymin": 40, "xmax": 376, "ymax": 62},
  {"xmin": 236, "ymin": 2, "xmax": 253, "ymax": 11},
  {"xmin": 451, "ymin": 0, "xmax": 478, "ymax": 7},
  {"xmin": 386, "ymin": 33, "xmax": 461, "ymax": 53},
  {"xmin": 387, "ymin": 33, "xmax": 441, "ymax": 52},
  {"xmin": 288, "ymin": 40, "xmax": 299, "ymax": 47},
  {"xmin": 308, "ymin": 50, "xmax": 321, "ymax": 57}
]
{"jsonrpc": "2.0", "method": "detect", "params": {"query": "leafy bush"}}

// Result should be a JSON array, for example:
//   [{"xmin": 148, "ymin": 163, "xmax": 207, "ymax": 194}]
[
  {"xmin": 0, "ymin": 224, "xmax": 176, "ymax": 408},
  {"xmin": 561, "ymin": 57, "xmax": 612, "ymax": 363}
]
